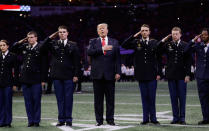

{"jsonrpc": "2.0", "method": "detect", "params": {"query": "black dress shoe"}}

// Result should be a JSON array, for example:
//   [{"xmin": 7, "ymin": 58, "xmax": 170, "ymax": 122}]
[
  {"xmin": 198, "ymin": 120, "xmax": 209, "ymax": 125},
  {"xmin": 170, "ymin": 121, "xmax": 179, "ymax": 124},
  {"xmin": 66, "ymin": 122, "xmax": 72, "ymax": 127},
  {"xmin": 107, "ymin": 121, "xmax": 115, "ymax": 126},
  {"xmin": 0, "ymin": 124, "xmax": 6, "ymax": 127},
  {"xmin": 96, "ymin": 123, "xmax": 103, "ymax": 126},
  {"xmin": 140, "ymin": 121, "xmax": 149, "ymax": 125},
  {"xmin": 56, "ymin": 122, "xmax": 65, "ymax": 126},
  {"xmin": 151, "ymin": 121, "xmax": 160, "ymax": 125},
  {"xmin": 28, "ymin": 123, "xmax": 34, "ymax": 127},
  {"xmin": 34, "ymin": 123, "xmax": 39, "ymax": 127},
  {"xmin": 179, "ymin": 121, "xmax": 186, "ymax": 125},
  {"xmin": 6, "ymin": 124, "xmax": 12, "ymax": 128}
]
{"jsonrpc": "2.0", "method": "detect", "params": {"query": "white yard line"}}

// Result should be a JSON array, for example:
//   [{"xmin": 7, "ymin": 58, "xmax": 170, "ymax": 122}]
[
  {"xmin": 12, "ymin": 100, "xmax": 201, "ymax": 106},
  {"xmin": 72, "ymin": 94, "xmax": 198, "ymax": 97}
]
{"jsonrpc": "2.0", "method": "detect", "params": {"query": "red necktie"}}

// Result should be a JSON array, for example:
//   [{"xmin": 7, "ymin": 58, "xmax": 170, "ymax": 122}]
[{"xmin": 102, "ymin": 38, "xmax": 106, "ymax": 55}]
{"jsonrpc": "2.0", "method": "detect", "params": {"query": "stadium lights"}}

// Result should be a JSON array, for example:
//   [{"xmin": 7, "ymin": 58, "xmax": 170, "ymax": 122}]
[{"xmin": 0, "ymin": 4, "xmax": 31, "ymax": 12}]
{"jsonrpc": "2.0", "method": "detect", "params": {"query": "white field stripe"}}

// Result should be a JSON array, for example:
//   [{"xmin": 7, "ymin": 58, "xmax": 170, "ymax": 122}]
[
  {"xmin": 160, "ymin": 124, "xmax": 209, "ymax": 128},
  {"xmin": 13, "ymin": 116, "xmax": 94, "ymax": 122},
  {"xmin": 15, "ymin": 93, "xmax": 198, "ymax": 96},
  {"xmin": 13, "ymin": 117, "xmax": 209, "ymax": 128},
  {"xmin": 114, "ymin": 89, "xmax": 198, "ymax": 91},
  {"xmin": 72, "ymin": 94, "xmax": 198, "ymax": 97},
  {"xmin": 14, "ymin": 116, "xmax": 170, "ymax": 122},
  {"xmin": 12, "ymin": 100, "xmax": 201, "ymax": 106}
]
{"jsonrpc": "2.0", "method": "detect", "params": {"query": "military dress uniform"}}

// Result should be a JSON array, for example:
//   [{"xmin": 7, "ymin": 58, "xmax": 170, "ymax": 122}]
[
  {"xmin": 185, "ymin": 40, "xmax": 209, "ymax": 123},
  {"xmin": 42, "ymin": 37, "xmax": 80, "ymax": 125},
  {"xmin": 11, "ymin": 42, "xmax": 48, "ymax": 126},
  {"xmin": 0, "ymin": 51, "xmax": 18, "ymax": 127},
  {"xmin": 158, "ymin": 40, "xmax": 191, "ymax": 123},
  {"xmin": 122, "ymin": 35, "xmax": 161, "ymax": 124}
]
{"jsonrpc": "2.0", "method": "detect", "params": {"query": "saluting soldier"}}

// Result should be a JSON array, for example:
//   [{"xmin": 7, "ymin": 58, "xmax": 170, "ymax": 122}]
[
  {"xmin": 0, "ymin": 40, "xmax": 18, "ymax": 128},
  {"xmin": 184, "ymin": 28, "xmax": 209, "ymax": 125},
  {"xmin": 122, "ymin": 24, "xmax": 161, "ymax": 125},
  {"xmin": 42, "ymin": 25, "xmax": 80, "ymax": 127},
  {"xmin": 158, "ymin": 27, "xmax": 191, "ymax": 125},
  {"xmin": 11, "ymin": 31, "xmax": 48, "ymax": 127}
]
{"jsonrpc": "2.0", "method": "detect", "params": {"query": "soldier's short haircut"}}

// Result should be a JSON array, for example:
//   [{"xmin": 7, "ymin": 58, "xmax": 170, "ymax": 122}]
[
  {"xmin": 202, "ymin": 28, "xmax": 209, "ymax": 34},
  {"xmin": 27, "ymin": 31, "xmax": 37, "ymax": 37},
  {"xmin": 141, "ymin": 24, "xmax": 150, "ymax": 29},
  {"xmin": 58, "ymin": 25, "xmax": 68, "ymax": 31},
  {"xmin": 172, "ymin": 27, "xmax": 182, "ymax": 34}
]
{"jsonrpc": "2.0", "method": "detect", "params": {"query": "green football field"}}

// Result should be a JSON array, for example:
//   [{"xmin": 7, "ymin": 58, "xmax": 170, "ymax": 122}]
[{"xmin": 2, "ymin": 81, "xmax": 209, "ymax": 131}]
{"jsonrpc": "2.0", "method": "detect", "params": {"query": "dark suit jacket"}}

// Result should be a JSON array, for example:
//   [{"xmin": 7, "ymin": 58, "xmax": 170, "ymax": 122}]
[
  {"xmin": 0, "ymin": 52, "xmax": 18, "ymax": 88},
  {"xmin": 158, "ymin": 40, "xmax": 191, "ymax": 80},
  {"xmin": 122, "ymin": 35, "xmax": 161, "ymax": 81},
  {"xmin": 10, "ymin": 42, "xmax": 48, "ymax": 84},
  {"xmin": 42, "ymin": 37, "xmax": 80, "ymax": 80},
  {"xmin": 184, "ymin": 41, "xmax": 209, "ymax": 79},
  {"xmin": 87, "ymin": 37, "xmax": 121, "ymax": 80}
]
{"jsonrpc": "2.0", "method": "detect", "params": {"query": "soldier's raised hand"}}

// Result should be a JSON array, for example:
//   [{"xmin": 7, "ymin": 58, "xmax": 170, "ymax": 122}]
[
  {"xmin": 162, "ymin": 34, "xmax": 172, "ymax": 42},
  {"xmin": 49, "ymin": 31, "xmax": 59, "ymax": 39},
  {"xmin": 18, "ymin": 37, "xmax": 28, "ymax": 44},
  {"xmin": 134, "ymin": 31, "xmax": 141, "ymax": 38},
  {"xmin": 193, "ymin": 34, "xmax": 202, "ymax": 43}
]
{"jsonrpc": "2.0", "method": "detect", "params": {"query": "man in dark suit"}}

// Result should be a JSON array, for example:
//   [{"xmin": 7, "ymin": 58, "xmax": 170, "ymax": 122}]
[
  {"xmin": 87, "ymin": 23, "xmax": 121, "ymax": 126},
  {"xmin": 122, "ymin": 24, "xmax": 161, "ymax": 125},
  {"xmin": 42, "ymin": 25, "xmax": 80, "ymax": 127},
  {"xmin": 184, "ymin": 28, "xmax": 209, "ymax": 125},
  {"xmin": 0, "ymin": 40, "xmax": 18, "ymax": 128},
  {"xmin": 158, "ymin": 27, "xmax": 191, "ymax": 125},
  {"xmin": 11, "ymin": 31, "xmax": 48, "ymax": 127}
]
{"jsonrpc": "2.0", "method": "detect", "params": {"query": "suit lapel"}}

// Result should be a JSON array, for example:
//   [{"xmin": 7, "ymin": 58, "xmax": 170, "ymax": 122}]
[
  {"xmin": 65, "ymin": 40, "xmax": 71, "ymax": 48},
  {"xmin": 139, "ymin": 39, "xmax": 146, "ymax": 47},
  {"xmin": 206, "ymin": 45, "xmax": 209, "ymax": 55},
  {"xmin": 108, "ymin": 37, "xmax": 112, "ymax": 46},
  {"xmin": 32, "ymin": 43, "xmax": 39, "ymax": 51},
  {"xmin": 3, "ymin": 52, "xmax": 10, "ymax": 60},
  {"xmin": 96, "ymin": 37, "xmax": 102, "ymax": 48},
  {"xmin": 200, "ymin": 43, "xmax": 206, "ymax": 54},
  {"xmin": 0, "ymin": 53, "xmax": 3, "ymax": 60},
  {"xmin": 57, "ymin": 40, "xmax": 62, "ymax": 47},
  {"xmin": 178, "ymin": 41, "xmax": 183, "ymax": 50},
  {"xmin": 147, "ymin": 40, "xmax": 151, "ymax": 47}
]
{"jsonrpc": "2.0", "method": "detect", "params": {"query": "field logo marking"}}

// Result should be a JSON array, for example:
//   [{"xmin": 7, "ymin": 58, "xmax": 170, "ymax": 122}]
[
  {"xmin": 52, "ymin": 123, "xmax": 134, "ymax": 131},
  {"xmin": 52, "ymin": 111, "xmax": 172, "ymax": 131}
]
